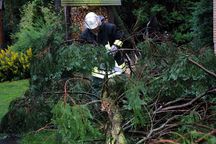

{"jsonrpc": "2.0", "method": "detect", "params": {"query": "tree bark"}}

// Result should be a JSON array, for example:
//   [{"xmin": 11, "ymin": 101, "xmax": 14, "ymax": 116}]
[
  {"xmin": 54, "ymin": 0, "xmax": 61, "ymax": 12},
  {"xmin": 64, "ymin": 6, "xmax": 71, "ymax": 41},
  {"xmin": 0, "ymin": 9, "xmax": 4, "ymax": 49},
  {"xmin": 213, "ymin": 0, "xmax": 216, "ymax": 55},
  {"xmin": 101, "ymin": 78, "xmax": 127, "ymax": 144}
]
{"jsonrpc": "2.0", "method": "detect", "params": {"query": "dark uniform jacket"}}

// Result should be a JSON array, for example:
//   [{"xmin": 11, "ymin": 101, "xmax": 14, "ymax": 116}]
[
  {"xmin": 80, "ymin": 21, "xmax": 122, "ymax": 46},
  {"xmin": 80, "ymin": 21, "xmax": 124, "ymax": 65}
]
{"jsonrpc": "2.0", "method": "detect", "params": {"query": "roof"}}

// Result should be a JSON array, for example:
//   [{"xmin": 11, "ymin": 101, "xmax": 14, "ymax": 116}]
[{"xmin": 61, "ymin": 0, "xmax": 121, "ymax": 6}]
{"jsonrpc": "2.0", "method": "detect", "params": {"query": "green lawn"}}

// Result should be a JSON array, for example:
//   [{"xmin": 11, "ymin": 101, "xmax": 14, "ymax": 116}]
[
  {"xmin": 0, "ymin": 79, "xmax": 29, "ymax": 119},
  {"xmin": 0, "ymin": 79, "xmax": 56, "ymax": 143}
]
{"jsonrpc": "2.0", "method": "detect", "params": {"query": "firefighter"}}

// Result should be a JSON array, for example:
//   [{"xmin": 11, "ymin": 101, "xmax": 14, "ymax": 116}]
[{"xmin": 80, "ymin": 12, "xmax": 126, "ymax": 79}]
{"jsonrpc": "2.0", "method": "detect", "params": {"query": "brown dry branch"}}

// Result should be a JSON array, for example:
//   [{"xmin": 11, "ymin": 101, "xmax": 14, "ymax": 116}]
[
  {"xmin": 204, "ymin": 112, "xmax": 216, "ymax": 121},
  {"xmin": 133, "ymin": 88, "xmax": 215, "ymax": 143},
  {"xmin": 195, "ymin": 129, "xmax": 216, "ymax": 143},
  {"xmin": 136, "ymin": 115, "xmax": 182, "ymax": 144},
  {"xmin": 84, "ymin": 100, "xmax": 101, "ymax": 106},
  {"xmin": 122, "ymin": 118, "xmax": 134, "ymax": 130},
  {"xmin": 156, "ymin": 124, "xmax": 180, "ymax": 137},
  {"xmin": 152, "ymin": 139, "xmax": 179, "ymax": 144},
  {"xmin": 163, "ymin": 97, "xmax": 186, "ymax": 107},
  {"xmin": 188, "ymin": 58, "xmax": 216, "ymax": 78},
  {"xmin": 193, "ymin": 123, "xmax": 215, "ymax": 131},
  {"xmin": 64, "ymin": 78, "xmax": 76, "ymax": 106},
  {"xmin": 35, "ymin": 122, "xmax": 52, "ymax": 133},
  {"xmin": 155, "ymin": 88, "xmax": 215, "ymax": 113}
]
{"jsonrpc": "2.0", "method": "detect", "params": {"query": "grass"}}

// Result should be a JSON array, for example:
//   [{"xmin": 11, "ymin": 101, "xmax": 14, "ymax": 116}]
[
  {"xmin": 0, "ymin": 79, "xmax": 57, "ymax": 143},
  {"xmin": 0, "ymin": 79, "xmax": 29, "ymax": 119}
]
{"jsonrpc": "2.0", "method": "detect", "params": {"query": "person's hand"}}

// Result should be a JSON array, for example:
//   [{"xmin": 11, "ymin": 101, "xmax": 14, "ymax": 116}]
[{"xmin": 110, "ymin": 45, "xmax": 118, "ymax": 55}]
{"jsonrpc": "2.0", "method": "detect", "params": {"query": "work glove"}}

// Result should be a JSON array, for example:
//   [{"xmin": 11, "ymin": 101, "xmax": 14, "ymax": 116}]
[
  {"xmin": 105, "ymin": 40, "xmax": 123, "ymax": 56},
  {"xmin": 109, "ymin": 45, "xmax": 118, "ymax": 55}
]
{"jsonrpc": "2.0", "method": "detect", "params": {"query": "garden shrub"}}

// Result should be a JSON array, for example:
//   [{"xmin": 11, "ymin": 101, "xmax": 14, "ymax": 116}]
[
  {"xmin": 0, "ymin": 48, "xmax": 32, "ymax": 81},
  {"xmin": 121, "ymin": 0, "xmax": 198, "ymax": 45},
  {"xmin": 11, "ymin": 0, "xmax": 64, "ymax": 53},
  {"xmin": 1, "ymin": 0, "xmax": 67, "ymax": 134}
]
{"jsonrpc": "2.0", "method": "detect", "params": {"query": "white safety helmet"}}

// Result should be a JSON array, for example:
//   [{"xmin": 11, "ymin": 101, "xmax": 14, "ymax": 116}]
[{"xmin": 84, "ymin": 12, "xmax": 101, "ymax": 29}]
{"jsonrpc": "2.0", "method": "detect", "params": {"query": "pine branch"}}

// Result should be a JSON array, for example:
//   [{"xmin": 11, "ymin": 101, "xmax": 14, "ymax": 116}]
[{"xmin": 188, "ymin": 58, "xmax": 216, "ymax": 78}]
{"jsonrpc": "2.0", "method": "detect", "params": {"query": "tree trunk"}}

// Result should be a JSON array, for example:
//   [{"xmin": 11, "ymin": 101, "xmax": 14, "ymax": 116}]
[
  {"xmin": 101, "ymin": 78, "xmax": 127, "ymax": 144},
  {"xmin": 54, "ymin": 0, "xmax": 61, "ymax": 12},
  {"xmin": 0, "ymin": 9, "xmax": 4, "ymax": 49},
  {"xmin": 213, "ymin": 0, "xmax": 216, "ymax": 55},
  {"xmin": 64, "ymin": 6, "xmax": 71, "ymax": 41},
  {"xmin": 8, "ymin": 0, "xmax": 13, "ymax": 33}
]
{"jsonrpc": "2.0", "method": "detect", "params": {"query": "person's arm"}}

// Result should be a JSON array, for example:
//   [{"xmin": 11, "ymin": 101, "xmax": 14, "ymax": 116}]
[
  {"xmin": 109, "ymin": 24, "xmax": 123, "ymax": 55},
  {"xmin": 80, "ymin": 29, "xmax": 88, "ymax": 42},
  {"xmin": 79, "ymin": 29, "xmax": 97, "ymax": 45}
]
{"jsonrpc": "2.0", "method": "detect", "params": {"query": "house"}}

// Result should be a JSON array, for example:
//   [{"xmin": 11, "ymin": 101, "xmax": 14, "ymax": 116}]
[{"xmin": 61, "ymin": 0, "xmax": 121, "ymax": 40}]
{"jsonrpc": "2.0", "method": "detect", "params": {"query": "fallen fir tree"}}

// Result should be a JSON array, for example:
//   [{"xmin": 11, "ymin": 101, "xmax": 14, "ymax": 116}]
[
  {"xmin": 1, "ymin": 39, "xmax": 215, "ymax": 143},
  {"xmin": 1, "ymin": 1, "xmax": 216, "ymax": 144}
]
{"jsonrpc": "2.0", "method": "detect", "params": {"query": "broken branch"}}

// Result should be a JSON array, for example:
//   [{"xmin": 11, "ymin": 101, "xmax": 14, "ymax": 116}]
[{"xmin": 188, "ymin": 58, "xmax": 216, "ymax": 78}]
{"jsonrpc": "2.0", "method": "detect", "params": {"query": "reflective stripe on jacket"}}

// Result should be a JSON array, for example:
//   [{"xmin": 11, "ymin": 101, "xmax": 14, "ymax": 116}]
[
  {"xmin": 92, "ymin": 61, "xmax": 126, "ymax": 79},
  {"xmin": 92, "ymin": 42, "xmax": 126, "ymax": 79}
]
